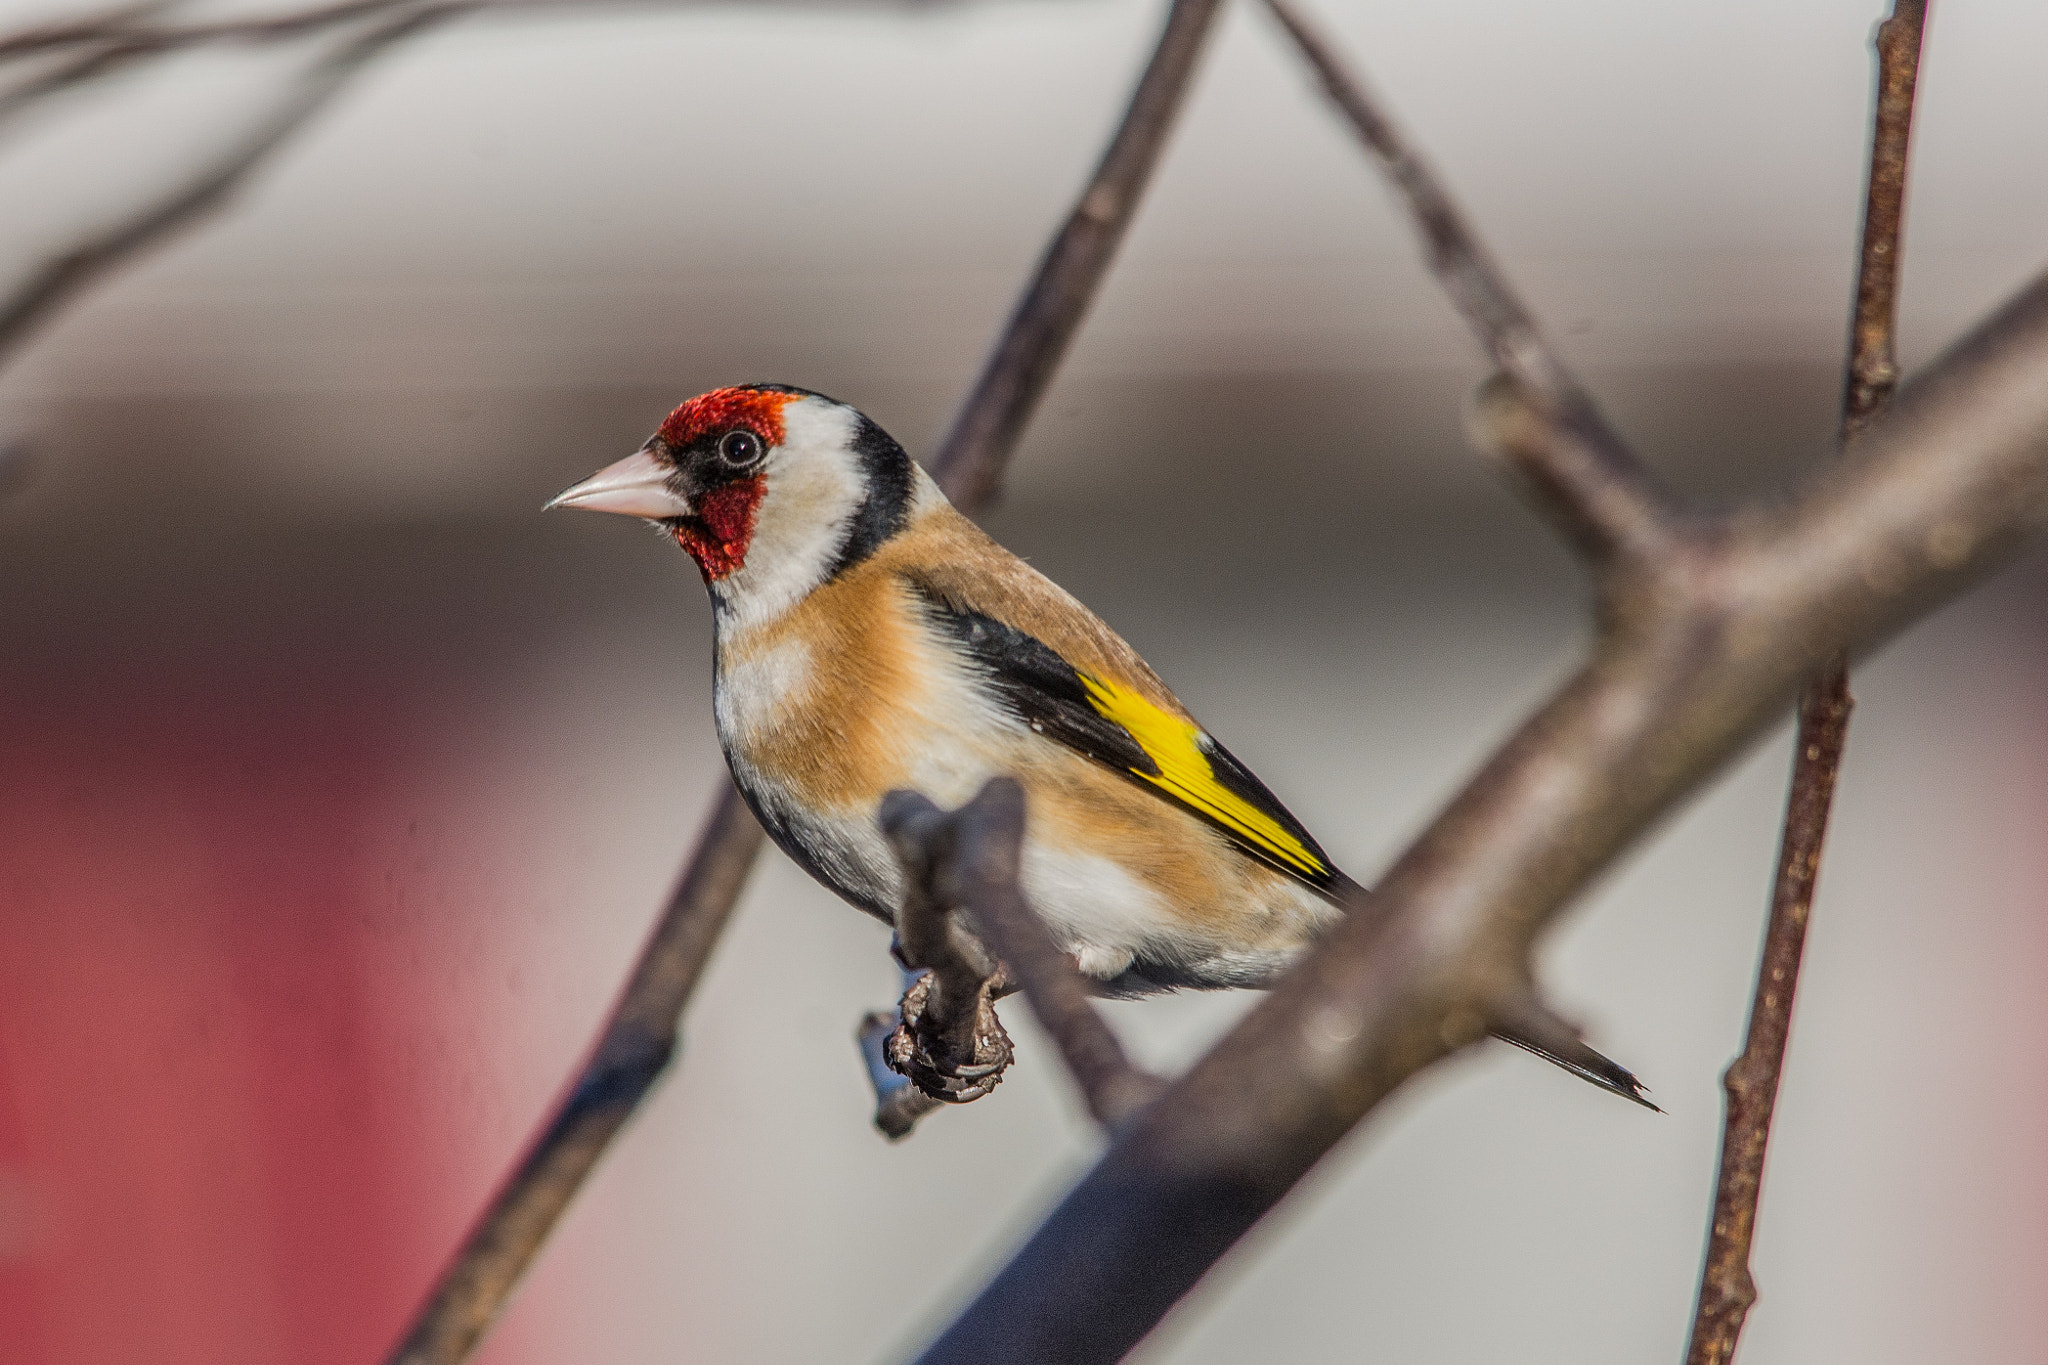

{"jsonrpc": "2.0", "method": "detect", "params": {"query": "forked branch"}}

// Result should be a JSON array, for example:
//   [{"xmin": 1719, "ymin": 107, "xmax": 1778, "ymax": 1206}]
[
  {"xmin": 904, "ymin": 3, "xmax": 2047, "ymax": 1359},
  {"xmin": 882, "ymin": 781, "xmax": 1163, "ymax": 1130},
  {"xmin": 908, "ymin": 252, "xmax": 2048, "ymax": 1365},
  {"xmin": 1259, "ymin": 0, "xmax": 1675, "ymax": 567},
  {"xmin": 1685, "ymin": 5, "xmax": 1928, "ymax": 1363},
  {"xmin": 0, "ymin": 0, "xmax": 961, "ymax": 366},
  {"xmin": 0, "ymin": 0, "xmax": 406, "ymax": 59},
  {"xmin": 878, "ymin": 789, "xmax": 1018, "ymax": 1107}
]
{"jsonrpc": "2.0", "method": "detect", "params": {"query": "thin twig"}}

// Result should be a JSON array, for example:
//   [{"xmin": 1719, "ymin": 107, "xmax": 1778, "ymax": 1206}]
[
  {"xmin": 0, "ymin": 0, "xmax": 921, "ymax": 61},
  {"xmin": 1259, "ymin": 0, "xmax": 1675, "ymax": 567},
  {"xmin": 385, "ymin": 0, "xmax": 1223, "ymax": 1356},
  {"xmin": 1685, "ymin": 6, "xmax": 1927, "ymax": 1363},
  {"xmin": 0, "ymin": 0, "xmax": 428, "ymax": 132},
  {"xmin": 859, "ymin": 1007, "xmax": 945, "ymax": 1140},
  {"xmin": 0, "ymin": 0, "xmax": 778, "ymax": 130},
  {"xmin": 927, "ymin": 0, "xmax": 1223, "ymax": 511},
  {"xmin": 906, "ymin": 256, "xmax": 2048, "ymax": 1365},
  {"xmin": 0, "ymin": 39, "xmax": 169, "ymax": 129},
  {"xmin": 0, "ymin": 0, "xmax": 190, "ymax": 60},
  {"xmin": 0, "ymin": 0, "xmax": 463, "ymax": 60},
  {"xmin": 884, "ymin": 781, "xmax": 1163, "ymax": 1129},
  {"xmin": 1844, "ymin": 2, "xmax": 1928, "ymax": 442},
  {"xmin": 0, "ymin": 3, "xmax": 461, "ymax": 371}
]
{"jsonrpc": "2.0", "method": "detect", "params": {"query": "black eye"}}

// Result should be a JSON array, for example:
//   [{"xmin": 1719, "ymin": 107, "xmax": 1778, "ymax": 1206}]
[{"xmin": 718, "ymin": 429, "xmax": 764, "ymax": 467}]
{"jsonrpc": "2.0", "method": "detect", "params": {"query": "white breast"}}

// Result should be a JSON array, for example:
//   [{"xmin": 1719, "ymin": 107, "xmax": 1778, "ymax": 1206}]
[{"xmin": 712, "ymin": 634, "xmax": 814, "ymax": 750}]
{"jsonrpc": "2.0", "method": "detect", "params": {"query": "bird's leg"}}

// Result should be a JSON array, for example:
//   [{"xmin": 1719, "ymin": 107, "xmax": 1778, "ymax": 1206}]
[
  {"xmin": 885, "ymin": 957, "xmax": 1015, "ymax": 1104},
  {"xmin": 879, "ymin": 790, "xmax": 1023, "ymax": 1105}
]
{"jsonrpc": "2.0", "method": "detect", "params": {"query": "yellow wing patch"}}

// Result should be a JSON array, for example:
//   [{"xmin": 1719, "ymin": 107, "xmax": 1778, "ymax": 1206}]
[{"xmin": 1077, "ymin": 674, "xmax": 1328, "ymax": 879}]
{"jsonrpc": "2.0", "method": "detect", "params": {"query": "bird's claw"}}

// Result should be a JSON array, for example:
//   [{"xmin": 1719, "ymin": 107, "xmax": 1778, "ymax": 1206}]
[{"xmin": 885, "ymin": 971, "xmax": 1013, "ymax": 1104}]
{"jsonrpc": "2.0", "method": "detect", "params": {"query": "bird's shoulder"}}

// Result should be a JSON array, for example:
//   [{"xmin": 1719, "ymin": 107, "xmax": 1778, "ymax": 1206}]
[
  {"xmin": 867, "ymin": 502, "xmax": 1186, "ymax": 714},
  {"xmin": 868, "ymin": 503, "xmax": 1341, "ymax": 895}
]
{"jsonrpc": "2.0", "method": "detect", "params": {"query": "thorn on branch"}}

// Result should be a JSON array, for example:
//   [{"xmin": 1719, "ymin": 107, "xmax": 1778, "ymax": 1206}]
[{"xmin": 1491, "ymin": 989, "xmax": 1660, "ymax": 1113}]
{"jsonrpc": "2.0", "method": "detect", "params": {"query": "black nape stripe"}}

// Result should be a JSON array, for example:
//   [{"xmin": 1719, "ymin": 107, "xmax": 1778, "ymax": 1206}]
[{"xmin": 827, "ymin": 413, "xmax": 915, "ymax": 578}]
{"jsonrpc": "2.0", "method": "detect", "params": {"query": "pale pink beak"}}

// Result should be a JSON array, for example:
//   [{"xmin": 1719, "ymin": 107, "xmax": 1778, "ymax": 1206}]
[{"xmin": 547, "ymin": 447, "xmax": 691, "ymax": 518}]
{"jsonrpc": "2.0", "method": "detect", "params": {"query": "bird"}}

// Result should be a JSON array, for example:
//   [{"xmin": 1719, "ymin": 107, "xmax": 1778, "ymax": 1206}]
[{"xmin": 550, "ymin": 383, "xmax": 1651, "ymax": 1107}]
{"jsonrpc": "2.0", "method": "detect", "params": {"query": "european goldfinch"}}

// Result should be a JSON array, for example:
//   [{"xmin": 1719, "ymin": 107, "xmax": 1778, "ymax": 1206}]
[{"xmin": 552, "ymin": 384, "xmax": 1649, "ymax": 1105}]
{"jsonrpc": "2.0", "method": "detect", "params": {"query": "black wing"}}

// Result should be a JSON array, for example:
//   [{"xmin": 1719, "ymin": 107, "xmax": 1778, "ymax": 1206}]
[{"xmin": 915, "ymin": 588, "xmax": 1342, "ymax": 898}]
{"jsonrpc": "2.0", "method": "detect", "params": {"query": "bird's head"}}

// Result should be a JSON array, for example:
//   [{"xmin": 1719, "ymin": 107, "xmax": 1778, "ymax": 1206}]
[{"xmin": 550, "ymin": 384, "xmax": 919, "ymax": 622}]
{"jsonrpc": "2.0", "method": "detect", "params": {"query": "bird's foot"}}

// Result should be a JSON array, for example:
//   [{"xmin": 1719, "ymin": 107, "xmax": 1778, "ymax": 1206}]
[{"xmin": 885, "ymin": 971, "xmax": 1013, "ymax": 1103}]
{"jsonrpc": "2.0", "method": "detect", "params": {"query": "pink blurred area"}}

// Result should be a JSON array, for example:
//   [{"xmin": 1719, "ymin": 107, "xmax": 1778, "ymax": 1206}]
[
  {"xmin": 0, "ymin": 518, "xmax": 713, "ymax": 1365},
  {"xmin": 0, "ymin": 666, "xmax": 428, "ymax": 1364}
]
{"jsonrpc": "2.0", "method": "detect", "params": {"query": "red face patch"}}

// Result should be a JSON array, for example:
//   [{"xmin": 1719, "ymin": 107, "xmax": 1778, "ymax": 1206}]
[
  {"xmin": 657, "ymin": 386, "xmax": 794, "ymax": 450},
  {"xmin": 656, "ymin": 387, "xmax": 794, "ymax": 583},
  {"xmin": 674, "ymin": 475, "xmax": 765, "ymax": 582}
]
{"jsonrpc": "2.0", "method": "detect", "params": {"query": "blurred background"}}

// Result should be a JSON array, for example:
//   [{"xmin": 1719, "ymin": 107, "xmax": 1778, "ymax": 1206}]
[{"xmin": 2, "ymin": 0, "xmax": 2046, "ymax": 1362}]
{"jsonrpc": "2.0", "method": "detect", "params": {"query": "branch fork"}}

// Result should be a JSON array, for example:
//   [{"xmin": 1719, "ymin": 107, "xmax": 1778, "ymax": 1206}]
[
  {"xmin": 879, "ymin": 791, "xmax": 1017, "ymax": 1106},
  {"xmin": 874, "ymin": 780, "xmax": 1164, "ymax": 1138}
]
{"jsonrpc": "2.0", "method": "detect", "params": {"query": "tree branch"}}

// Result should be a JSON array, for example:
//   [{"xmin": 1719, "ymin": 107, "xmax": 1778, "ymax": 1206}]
[
  {"xmin": 882, "ymin": 781, "xmax": 1163, "ymax": 1130},
  {"xmin": 0, "ymin": 2, "xmax": 460, "ymax": 372},
  {"xmin": 0, "ymin": 0, "xmax": 198, "ymax": 61},
  {"xmin": 1843, "ymin": 1, "xmax": 1928, "ymax": 443},
  {"xmin": 384, "ymin": 0, "xmax": 1223, "ymax": 1356},
  {"xmin": 1258, "ymin": 0, "xmax": 1676, "ymax": 569},
  {"xmin": 859, "ymin": 1006, "xmax": 946, "ymax": 1140},
  {"xmin": 0, "ymin": 0, "xmax": 682, "ymax": 63},
  {"xmin": 1685, "ymin": 5, "xmax": 1927, "ymax": 1363},
  {"xmin": 927, "ymin": 0, "xmax": 1223, "ymax": 511},
  {"xmin": 901, "ymin": 239, "xmax": 2048, "ymax": 1365},
  {"xmin": 0, "ymin": 0, "xmax": 975, "ymax": 360}
]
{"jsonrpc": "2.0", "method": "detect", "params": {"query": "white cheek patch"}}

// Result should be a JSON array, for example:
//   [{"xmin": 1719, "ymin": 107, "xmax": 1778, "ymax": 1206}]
[{"xmin": 713, "ymin": 398, "xmax": 866, "ymax": 634}]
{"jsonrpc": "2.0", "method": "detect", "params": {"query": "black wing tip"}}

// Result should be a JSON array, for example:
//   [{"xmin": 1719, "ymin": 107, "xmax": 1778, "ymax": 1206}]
[
  {"xmin": 1590, "ymin": 1062, "xmax": 1662, "ymax": 1113},
  {"xmin": 1495, "ymin": 1027, "xmax": 1662, "ymax": 1113},
  {"xmin": 1311, "ymin": 879, "xmax": 1659, "ymax": 1112}
]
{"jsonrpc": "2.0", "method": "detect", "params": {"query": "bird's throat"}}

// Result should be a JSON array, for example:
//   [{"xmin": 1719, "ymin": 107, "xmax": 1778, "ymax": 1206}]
[{"xmin": 675, "ymin": 476, "xmax": 765, "ymax": 581}]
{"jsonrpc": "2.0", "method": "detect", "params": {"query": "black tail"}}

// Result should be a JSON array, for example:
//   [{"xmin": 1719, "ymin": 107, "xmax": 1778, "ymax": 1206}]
[{"xmin": 1325, "ymin": 872, "xmax": 1658, "ymax": 1111}]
